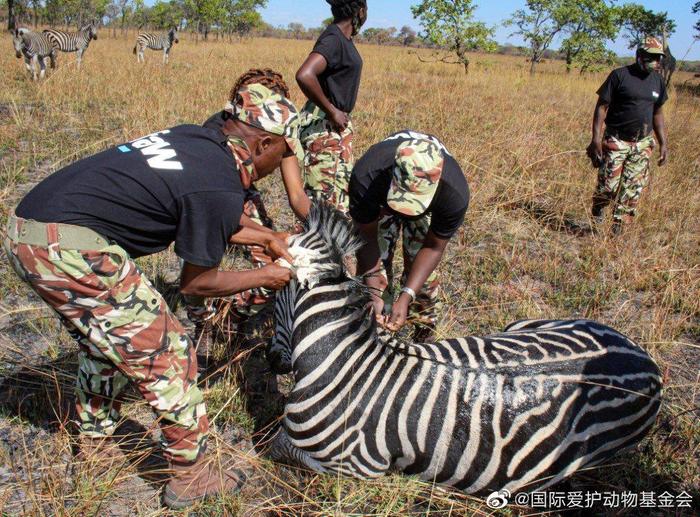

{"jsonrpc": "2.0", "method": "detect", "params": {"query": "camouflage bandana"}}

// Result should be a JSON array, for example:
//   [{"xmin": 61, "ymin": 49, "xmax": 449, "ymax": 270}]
[
  {"xmin": 386, "ymin": 139, "xmax": 445, "ymax": 217},
  {"xmin": 639, "ymin": 36, "xmax": 665, "ymax": 56},
  {"xmin": 227, "ymin": 136, "xmax": 255, "ymax": 190},
  {"xmin": 225, "ymin": 83, "xmax": 304, "ymax": 165}
]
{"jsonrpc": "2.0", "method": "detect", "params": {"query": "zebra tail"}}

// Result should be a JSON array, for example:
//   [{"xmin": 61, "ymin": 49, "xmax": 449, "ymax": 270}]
[{"xmin": 132, "ymin": 45, "xmax": 137, "ymax": 54}]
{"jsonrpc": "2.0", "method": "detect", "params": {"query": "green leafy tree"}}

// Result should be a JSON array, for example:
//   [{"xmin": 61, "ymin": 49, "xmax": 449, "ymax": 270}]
[
  {"xmin": 151, "ymin": 0, "xmax": 181, "ymax": 29},
  {"xmin": 322, "ymin": 16, "xmax": 333, "ymax": 26},
  {"xmin": 559, "ymin": 0, "xmax": 620, "ymax": 73},
  {"xmin": 693, "ymin": 2, "xmax": 699, "ymax": 39},
  {"xmin": 411, "ymin": 0, "xmax": 496, "ymax": 73},
  {"xmin": 506, "ymin": 0, "xmax": 573, "ymax": 74},
  {"xmin": 619, "ymin": 3, "xmax": 676, "ymax": 49}
]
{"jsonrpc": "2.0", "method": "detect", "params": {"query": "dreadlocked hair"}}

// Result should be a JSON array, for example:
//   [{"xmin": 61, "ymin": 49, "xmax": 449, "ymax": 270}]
[
  {"xmin": 327, "ymin": 0, "xmax": 367, "ymax": 31},
  {"xmin": 229, "ymin": 68, "xmax": 290, "ymax": 102}
]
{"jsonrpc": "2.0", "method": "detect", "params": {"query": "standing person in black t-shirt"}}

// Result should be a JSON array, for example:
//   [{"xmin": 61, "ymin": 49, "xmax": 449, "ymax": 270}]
[
  {"xmin": 4, "ymin": 85, "xmax": 303, "ymax": 510},
  {"xmin": 296, "ymin": 0, "xmax": 367, "ymax": 213},
  {"xmin": 586, "ymin": 37, "xmax": 669, "ymax": 234},
  {"xmin": 350, "ymin": 131, "xmax": 470, "ymax": 341}
]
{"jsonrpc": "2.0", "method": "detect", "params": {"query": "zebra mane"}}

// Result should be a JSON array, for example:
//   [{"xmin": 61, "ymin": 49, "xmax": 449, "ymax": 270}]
[{"xmin": 302, "ymin": 202, "xmax": 364, "ymax": 265}]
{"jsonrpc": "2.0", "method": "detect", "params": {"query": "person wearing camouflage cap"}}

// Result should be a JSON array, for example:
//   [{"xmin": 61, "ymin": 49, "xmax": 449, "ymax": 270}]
[
  {"xmin": 586, "ymin": 36, "xmax": 669, "ymax": 235},
  {"xmin": 3, "ymin": 82, "xmax": 303, "ymax": 509},
  {"xmin": 350, "ymin": 131, "xmax": 470, "ymax": 341},
  {"xmin": 190, "ymin": 70, "xmax": 312, "ymax": 350}
]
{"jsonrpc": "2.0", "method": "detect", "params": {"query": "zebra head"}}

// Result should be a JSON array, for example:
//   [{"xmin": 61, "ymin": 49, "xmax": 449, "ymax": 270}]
[
  {"xmin": 169, "ymin": 28, "xmax": 179, "ymax": 44},
  {"xmin": 12, "ymin": 28, "xmax": 28, "ymax": 58},
  {"xmin": 268, "ymin": 202, "xmax": 365, "ymax": 374},
  {"xmin": 82, "ymin": 23, "xmax": 98, "ymax": 40}
]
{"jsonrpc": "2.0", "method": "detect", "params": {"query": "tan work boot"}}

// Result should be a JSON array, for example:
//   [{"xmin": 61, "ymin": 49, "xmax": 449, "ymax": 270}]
[{"xmin": 162, "ymin": 444, "xmax": 254, "ymax": 509}]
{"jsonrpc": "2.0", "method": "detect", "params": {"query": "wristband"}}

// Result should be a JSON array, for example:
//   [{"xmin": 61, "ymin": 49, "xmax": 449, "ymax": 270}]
[{"xmin": 400, "ymin": 286, "xmax": 416, "ymax": 303}]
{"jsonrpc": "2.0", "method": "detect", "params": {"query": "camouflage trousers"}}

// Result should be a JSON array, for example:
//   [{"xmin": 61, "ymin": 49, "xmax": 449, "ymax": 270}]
[
  {"xmin": 4, "ymin": 217, "xmax": 208, "ymax": 465},
  {"xmin": 300, "ymin": 101, "xmax": 354, "ymax": 214},
  {"xmin": 377, "ymin": 211, "xmax": 441, "ymax": 335},
  {"xmin": 185, "ymin": 186, "xmax": 275, "ymax": 325},
  {"xmin": 593, "ymin": 134, "xmax": 655, "ymax": 222}
]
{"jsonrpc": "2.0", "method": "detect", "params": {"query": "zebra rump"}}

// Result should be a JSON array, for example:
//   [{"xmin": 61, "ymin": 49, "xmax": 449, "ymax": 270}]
[{"xmin": 267, "ymin": 202, "xmax": 663, "ymax": 497}]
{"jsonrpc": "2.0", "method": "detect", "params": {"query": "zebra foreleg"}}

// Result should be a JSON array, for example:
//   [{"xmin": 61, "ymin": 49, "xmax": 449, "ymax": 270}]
[
  {"xmin": 38, "ymin": 56, "xmax": 46, "ymax": 80},
  {"xmin": 49, "ymin": 51, "xmax": 56, "ymax": 69},
  {"xmin": 268, "ymin": 427, "xmax": 328, "ymax": 474},
  {"xmin": 76, "ymin": 48, "xmax": 83, "ymax": 69},
  {"xmin": 23, "ymin": 56, "xmax": 35, "ymax": 80},
  {"xmin": 163, "ymin": 49, "xmax": 169, "ymax": 65}
]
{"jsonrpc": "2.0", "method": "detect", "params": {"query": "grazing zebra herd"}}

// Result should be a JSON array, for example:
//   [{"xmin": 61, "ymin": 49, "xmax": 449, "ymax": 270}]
[
  {"xmin": 10, "ymin": 25, "xmax": 179, "ymax": 80},
  {"xmin": 267, "ymin": 203, "xmax": 663, "ymax": 497}
]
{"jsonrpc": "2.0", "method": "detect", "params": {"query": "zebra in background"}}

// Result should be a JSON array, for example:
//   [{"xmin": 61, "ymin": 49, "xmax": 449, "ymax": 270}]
[
  {"xmin": 133, "ymin": 28, "xmax": 179, "ymax": 64},
  {"xmin": 43, "ymin": 23, "xmax": 98, "ymax": 69},
  {"xmin": 12, "ymin": 28, "xmax": 56, "ymax": 81},
  {"xmin": 266, "ymin": 203, "xmax": 663, "ymax": 498}
]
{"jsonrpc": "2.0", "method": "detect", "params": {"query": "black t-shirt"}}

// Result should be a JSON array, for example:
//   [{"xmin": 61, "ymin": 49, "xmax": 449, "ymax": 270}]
[
  {"xmin": 597, "ymin": 65, "xmax": 668, "ymax": 141},
  {"xmin": 349, "ymin": 131, "xmax": 470, "ymax": 239},
  {"xmin": 16, "ymin": 125, "xmax": 244, "ymax": 268},
  {"xmin": 312, "ymin": 24, "xmax": 363, "ymax": 113}
]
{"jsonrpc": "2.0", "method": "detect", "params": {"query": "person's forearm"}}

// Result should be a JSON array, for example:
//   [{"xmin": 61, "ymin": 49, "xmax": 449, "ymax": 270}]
[
  {"xmin": 181, "ymin": 269, "xmax": 270, "ymax": 298},
  {"xmin": 653, "ymin": 112, "xmax": 667, "ymax": 146},
  {"xmin": 402, "ymin": 246, "xmax": 445, "ymax": 299},
  {"xmin": 239, "ymin": 214, "xmax": 275, "ymax": 234},
  {"xmin": 356, "ymin": 222, "xmax": 381, "ymax": 275},
  {"xmin": 591, "ymin": 102, "xmax": 608, "ymax": 142},
  {"xmin": 297, "ymin": 71, "xmax": 337, "ymax": 118},
  {"xmin": 229, "ymin": 225, "xmax": 274, "ymax": 246}
]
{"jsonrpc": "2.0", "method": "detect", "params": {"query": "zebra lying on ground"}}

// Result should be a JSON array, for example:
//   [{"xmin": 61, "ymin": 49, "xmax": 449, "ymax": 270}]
[
  {"xmin": 266, "ymin": 203, "xmax": 663, "ymax": 497},
  {"xmin": 43, "ymin": 23, "xmax": 98, "ymax": 69},
  {"xmin": 133, "ymin": 28, "xmax": 178, "ymax": 64},
  {"xmin": 12, "ymin": 28, "xmax": 56, "ymax": 81}
]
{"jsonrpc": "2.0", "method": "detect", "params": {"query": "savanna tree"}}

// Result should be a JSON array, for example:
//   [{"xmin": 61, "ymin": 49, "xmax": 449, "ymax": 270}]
[
  {"xmin": 411, "ymin": 0, "xmax": 497, "ymax": 73},
  {"xmin": 619, "ymin": 3, "xmax": 675, "ymax": 49},
  {"xmin": 506, "ymin": 0, "xmax": 572, "ymax": 74},
  {"xmin": 559, "ymin": 0, "xmax": 619, "ymax": 73},
  {"xmin": 693, "ymin": 2, "xmax": 699, "ymax": 39}
]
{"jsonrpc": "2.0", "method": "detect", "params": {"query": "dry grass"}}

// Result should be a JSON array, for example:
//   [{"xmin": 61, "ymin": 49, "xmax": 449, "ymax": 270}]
[{"xmin": 0, "ymin": 32, "xmax": 698, "ymax": 515}]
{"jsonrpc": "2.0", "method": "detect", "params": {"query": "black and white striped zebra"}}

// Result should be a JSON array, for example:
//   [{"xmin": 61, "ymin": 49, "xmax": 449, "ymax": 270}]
[
  {"xmin": 43, "ymin": 23, "xmax": 98, "ymax": 69},
  {"xmin": 133, "ymin": 28, "xmax": 179, "ymax": 64},
  {"xmin": 12, "ymin": 28, "xmax": 56, "ymax": 81},
  {"xmin": 266, "ymin": 203, "xmax": 663, "ymax": 498}
]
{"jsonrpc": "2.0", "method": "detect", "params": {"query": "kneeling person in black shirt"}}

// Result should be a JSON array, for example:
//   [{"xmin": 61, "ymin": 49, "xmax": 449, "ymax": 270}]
[
  {"xmin": 350, "ymin": 131, "xmax": 470, "ymax": 341},
  {"xmin": 5, "ymin": 84, "xmax": 303, "ymax": 509}
]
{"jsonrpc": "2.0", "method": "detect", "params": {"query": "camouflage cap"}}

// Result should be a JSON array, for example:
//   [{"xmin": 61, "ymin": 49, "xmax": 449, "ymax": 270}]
[
  {"xmin": 227, "ymin": 83, "xmax": 304, "ymax": 164},
  {"xmin": 639, "ymin": 37, "xmax": 665, "ymax": 56},
  {"xmin": 386, "ymin": 139, "xmax": 445, "ymax": 217}
]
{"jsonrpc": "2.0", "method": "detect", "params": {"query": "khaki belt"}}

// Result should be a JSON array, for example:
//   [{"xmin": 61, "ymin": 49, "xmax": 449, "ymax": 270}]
[{"xmin": 6, "ymin": 215, "xmax": 111, "ymax": 250}]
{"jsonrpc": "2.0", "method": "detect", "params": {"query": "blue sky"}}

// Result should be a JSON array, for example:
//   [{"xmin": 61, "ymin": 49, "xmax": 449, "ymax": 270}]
[{"xmin": 261, "ymin": 0, "xmax": 700, "ymax": 60}]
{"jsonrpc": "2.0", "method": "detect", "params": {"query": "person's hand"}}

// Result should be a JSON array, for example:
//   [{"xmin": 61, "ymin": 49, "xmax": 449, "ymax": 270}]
[
  {"xmin": 265, "ymin": 235, "xmax": 293, "ymax": 263},
  {"xmin": 260, "ymin": 263, "xmax": 293, "ymax": 290},
  {"xmin": 372, "ymin": 296, "xmax": 386, "ymax": 326},
  {"xmin": 385, "ymin": 294, "xmax": 410, "ymax": 332},
  {"xmin": 328, "ymin": 108, "xmax": 349, "ymax": 133},
  {"xmin": 586, "ymin": 140, "xmax": 603, "ymax": 168},
  {"xmin": 657, "ymin": 144, "xmax": 668, "ymax": 166}
]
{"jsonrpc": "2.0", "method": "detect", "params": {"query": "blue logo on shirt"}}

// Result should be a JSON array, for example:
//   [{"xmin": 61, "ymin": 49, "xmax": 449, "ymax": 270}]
[{"xmin": 118, "ymin": 145, "xmax": 132, "ymax": 153}]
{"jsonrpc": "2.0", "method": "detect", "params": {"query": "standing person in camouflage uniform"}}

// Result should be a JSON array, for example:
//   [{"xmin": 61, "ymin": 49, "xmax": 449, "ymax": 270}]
[
  {"xmin": 3, "ymin": 84, "xmax": 304, "ymax": 509},
  {"xmin": 351, "ymin": 131, "xmax": 470, "ymax": 341},
  {"xmin": 191, "ymin": 69, "xmax": 311, "ymax": 347},
  {"xmin": 296, "ymin": 0, "xmax": 367, "ymax": 213},
  {"xmin": 587, "ymin": 37, "xmax": 669, "ymax": 234}
]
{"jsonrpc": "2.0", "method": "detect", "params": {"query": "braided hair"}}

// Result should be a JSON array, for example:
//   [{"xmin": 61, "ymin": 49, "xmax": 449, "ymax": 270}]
[
  {"xmin": 229, "ymin": 68, "xmax": 290, "ymax": 102},
  {"xmin": 327, "ymin": 0, "xmax": 367, "ymax": 35}
]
